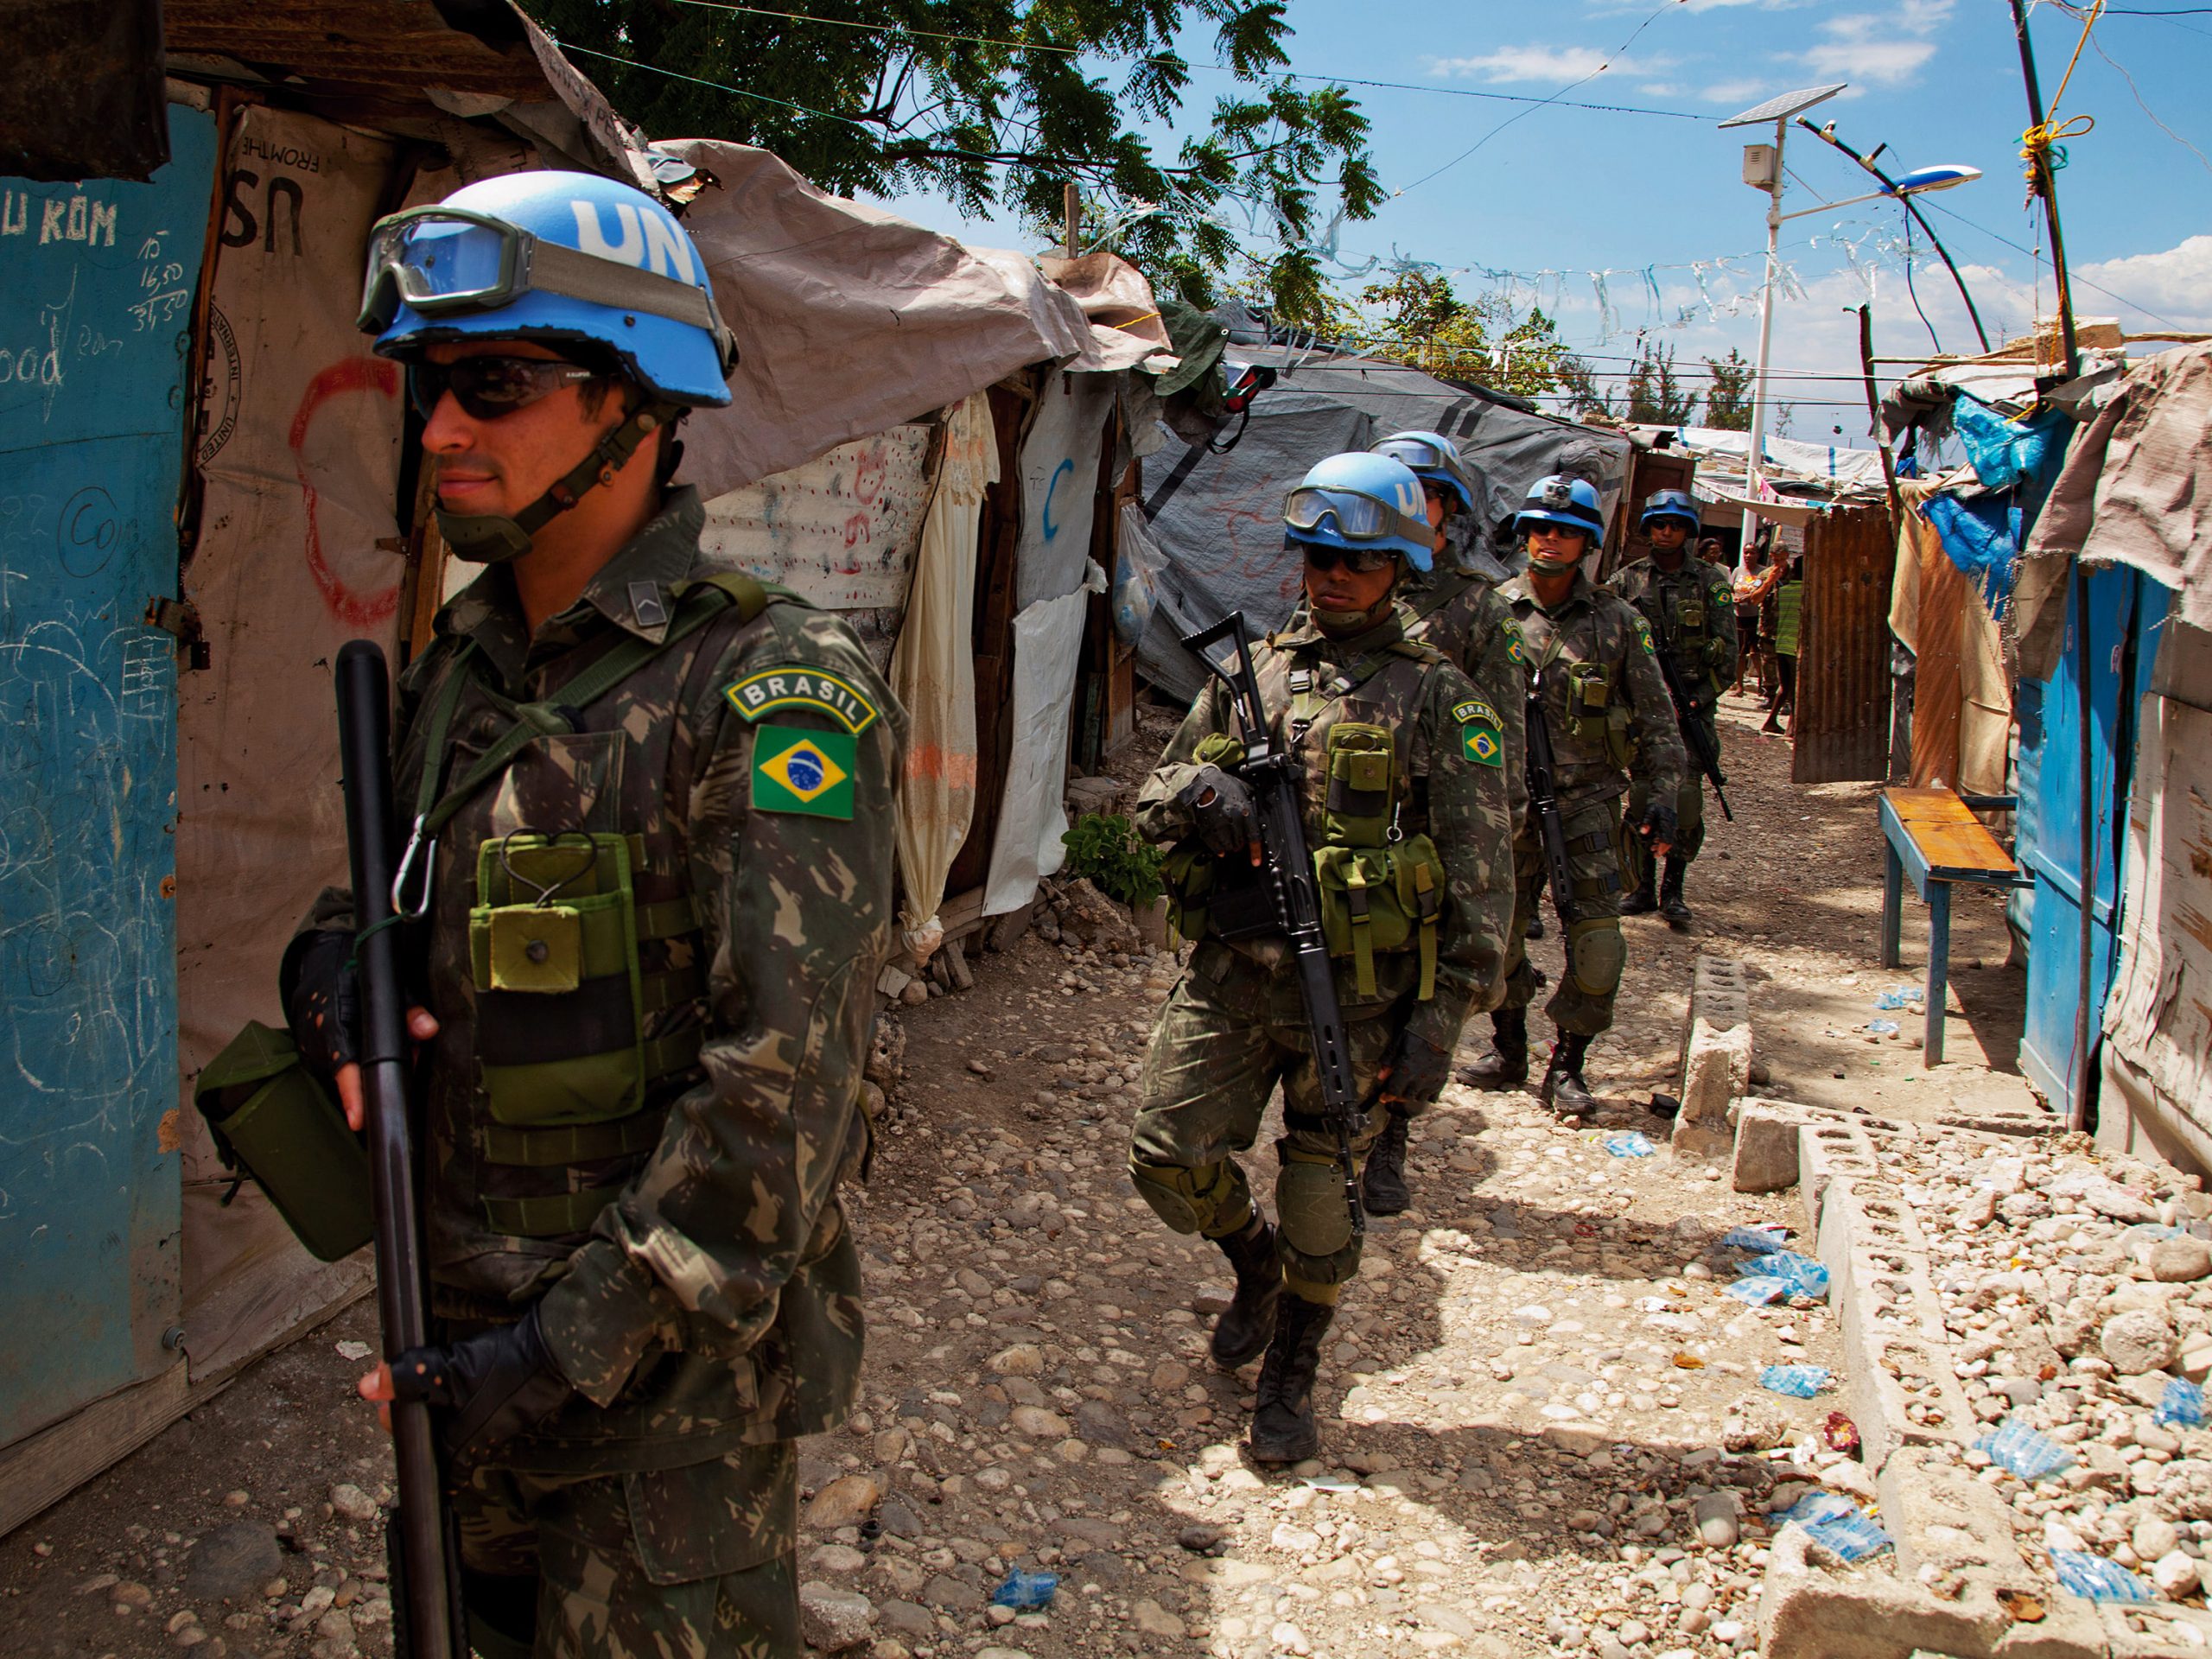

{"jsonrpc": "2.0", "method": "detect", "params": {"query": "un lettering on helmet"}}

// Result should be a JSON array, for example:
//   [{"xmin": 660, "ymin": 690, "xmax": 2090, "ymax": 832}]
[{"xmin": 572, "ymin": 200, "xmax": 697, "ymax": 284}]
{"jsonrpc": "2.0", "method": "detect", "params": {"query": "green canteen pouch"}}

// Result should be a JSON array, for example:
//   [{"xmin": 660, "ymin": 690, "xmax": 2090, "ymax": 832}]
[
  {"xmin": 1566, "ymin": 662, "xmax": 1612, "ymax": 743},
  {"xmin": 194, "ymin": 1021, "xmax": 373, "ymax": 1262},
  {"xmin": 1313, "ymin": 833, "xmax": 1445, "ymax": 1000},
  {"xmin": 1321, "ymin": 721, "xmax": 1394, "ymax": 848},
  {"xmin": 470, "ymin": 831, "xmax": 645, "ymax": 1128}
]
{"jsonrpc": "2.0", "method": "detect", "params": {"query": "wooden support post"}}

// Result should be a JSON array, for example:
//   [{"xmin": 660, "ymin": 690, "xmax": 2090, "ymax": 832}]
[{"xmin": 1063, "ymin": 181, "xmax": 1081, "ymax": 257}]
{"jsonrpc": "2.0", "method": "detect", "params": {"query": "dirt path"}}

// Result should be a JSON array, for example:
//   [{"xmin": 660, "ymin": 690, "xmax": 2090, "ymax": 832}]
[{"xmin": 0, "ymin": 690, "xmax": 2024, "ymax": 1659}]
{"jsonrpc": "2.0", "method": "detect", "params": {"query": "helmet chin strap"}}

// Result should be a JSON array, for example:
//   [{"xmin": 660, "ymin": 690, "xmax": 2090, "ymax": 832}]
[{"xmin": 437, "ymin": 397, "xmax": 685, "ymax": 563}]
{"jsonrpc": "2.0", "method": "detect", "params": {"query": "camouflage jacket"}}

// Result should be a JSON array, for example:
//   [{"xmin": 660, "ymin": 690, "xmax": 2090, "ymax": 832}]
[
  {"xmin": 1608, "ymin": 553, "xmax": 1740, "ymax": 707},
  {"xmin": 1398, "ymin": 562, "xmax": 1529, "ymax": 843},
  {"xmin": 1136, "ymin": 609, "xmax": 1515, "ymax": 1048},
  {"xmin": 302, "ymin": 487, "xmax": 903, "ymax": 1473},
  {"xmin": 1498, "ymin": 568, "xmax": 1686, "ymax": 814}
]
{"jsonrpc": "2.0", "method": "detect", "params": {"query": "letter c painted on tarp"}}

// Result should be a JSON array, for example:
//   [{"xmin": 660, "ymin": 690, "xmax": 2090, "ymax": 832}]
[{"xmin": 1041, "ymin": 457, "xmax": 1073, "ymax": 541}]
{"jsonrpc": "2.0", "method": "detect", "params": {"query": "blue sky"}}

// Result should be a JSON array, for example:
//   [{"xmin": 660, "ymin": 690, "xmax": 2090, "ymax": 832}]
[{"xmin": 868, "ymin": 0, "xmax": 2212, "ymax": 440}]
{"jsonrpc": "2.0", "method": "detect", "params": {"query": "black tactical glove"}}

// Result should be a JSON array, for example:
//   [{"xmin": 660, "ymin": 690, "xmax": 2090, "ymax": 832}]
[
  {"xmin": 388, "ymin": 1305, "xmax": 572, "ymax": 1465},
  {"xmin": 1177, "ymin": 764, "xmax": 1259, "ymax": 857},
  {"xmin": 1377, "ymin": 1029, "xmax": 1453, "ymax": 1110},
  {"xmin": 1639, "ymin": 800, "xmax": 1679, "ymax": 847},
  {"xmin": 282, "ymin": 927, "xmax": 359, "ymax": 1081}
]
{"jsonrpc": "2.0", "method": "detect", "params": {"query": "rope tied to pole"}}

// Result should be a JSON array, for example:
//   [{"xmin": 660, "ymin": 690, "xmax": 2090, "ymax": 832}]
[{"xmin": 2020, "ymin": 0, "xmax": 2104, "ymax": 201}]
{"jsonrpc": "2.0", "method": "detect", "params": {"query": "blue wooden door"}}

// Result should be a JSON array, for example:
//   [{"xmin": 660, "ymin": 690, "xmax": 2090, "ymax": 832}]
[
  {"xmin": 2017, "ymin": 564, "xmax": 2169, "ymax": 1117},
  {"xmin": 0, "ymin": 108, "xmax": 216, "ymax": 1446}
]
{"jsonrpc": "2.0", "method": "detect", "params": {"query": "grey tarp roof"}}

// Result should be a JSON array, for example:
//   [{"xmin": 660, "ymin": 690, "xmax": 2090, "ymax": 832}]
[{"xmin": 1132, "ymin": 346, "xmax": 1632, "ymax": 698}]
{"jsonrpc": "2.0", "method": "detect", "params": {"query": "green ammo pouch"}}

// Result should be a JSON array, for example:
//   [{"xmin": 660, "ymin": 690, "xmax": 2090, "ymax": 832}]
[
  {"xmin": 194, "ymin": 1021, "xmax": 373, "ymax": 1262},
  {"xmin": 1313, "ymin": 834, "xmax": 1444, "ymax": 1001},
  {"xmin": 1321, "ymin": 721, "xmax": 1395, "ymax": 848}
]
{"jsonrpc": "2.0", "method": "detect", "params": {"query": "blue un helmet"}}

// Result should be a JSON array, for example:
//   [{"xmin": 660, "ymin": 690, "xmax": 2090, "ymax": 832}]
[
  {"xmin": 1369, "ymin": 429, "xmax": 1477, "ymax": 514},
  {"xmin": 1513, "ymin": 474, "xmax": 1607, "ymax": 544},
  {"xmin": 1282, "ymin": 452, "xmax": 1434, "ymax": 572},
  {"xmin": 358, "ymin": 172, "xmax": 740, "ymax": 561},
  {"xmin": 1640, "ymin": 488, "xmax": 1701, "ymax": 534}
]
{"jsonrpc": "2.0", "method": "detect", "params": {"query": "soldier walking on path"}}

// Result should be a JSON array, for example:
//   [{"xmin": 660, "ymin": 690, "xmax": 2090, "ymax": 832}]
[
  {"xmin": 1610, "ymin": 489, "xmax": 1737, "ymax": 926},
  {"xmin": 1357, "ymin": 430, "xmax": 1526, "ymax": 1217},
  {"xmin": 1463, "ymin": 476, "xmax": 1686, "ymax": 1117},
  {"xmin": 1128, "ymin": 453, "xmax": 1514, "ymax": 1463},
  {"xmin": 283, "ymin": 172, "xmax": 902, "ymax": 1658}
]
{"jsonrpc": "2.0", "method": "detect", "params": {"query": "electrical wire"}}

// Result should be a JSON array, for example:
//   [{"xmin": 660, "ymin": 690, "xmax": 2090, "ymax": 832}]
[
  {"xmin": 1900, "ymin": 213, "xmax": 1942, "ymax": 353},
  {"xmin": 1920, "ymin": 199, "xmax": 2187, "ymax": 327},
  {"xmin": 667, "ymin": 0, "xmax": 1707, "ymax": 120},
  {"xmin": 2080, "ymin": 28, "xmax": 2212, "ymax": 176}
]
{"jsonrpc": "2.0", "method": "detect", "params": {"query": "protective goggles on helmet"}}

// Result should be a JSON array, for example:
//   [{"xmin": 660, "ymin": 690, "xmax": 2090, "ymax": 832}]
[
  {"xmin": 1371, "ymin": 435, "xmax": 1454, "ymax": 474},
  {"xmin": 1282, "ymin": 486, "xmax": 1430, "ymax": 546},
  {"xmin": 1298, "ymin": 542, "xmax": 1397, "ymax": 574},
  {"xmin": 358, "ymin": 207, "xmax": 736, "ymax": 367},
  {"xmin": 407, "ymin": 355, "xmax": 601, "ymax": 422}
]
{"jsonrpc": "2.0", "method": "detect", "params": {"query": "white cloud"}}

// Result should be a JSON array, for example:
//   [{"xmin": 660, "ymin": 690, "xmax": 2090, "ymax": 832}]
[
  {"xmin": 1429, "ymin": 45, "xmax": 1669, "ymax": 83},
  {"xmin": 1639, "ymin": 81, "xmax": 1687, "ymax": 96},
  {"xmin": 1698, "ymin": 78, "xmax": 1775, "ymax": 106},
  {"xmin": 2076, "ymin": 235, "xmax": 2212, "ymax": 329},
  {"xmin": 1797, "ymin": 1, "xmax": 1953, "ymax": 89}
]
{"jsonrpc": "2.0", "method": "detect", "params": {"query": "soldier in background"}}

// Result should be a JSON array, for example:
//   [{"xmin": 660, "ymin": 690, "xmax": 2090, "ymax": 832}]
[
  {"xmin": 1611, "ymin": 490, "xmax": 1737, "ymax": 926},
  {"xmin": 1463, "ymin": 477, "xmax": 1685, "ymax": 1117},
  {"xmin": 1128, "ymin": 452, "xmax": 1513, "ymax": 1462},
  {"xmin": 285, "ymin": 171, "xmax": 902, "ymax": 1656},
  {"xmin": 1357, "ymin": 430, "xmax": 1526, "ymax": 1217}
]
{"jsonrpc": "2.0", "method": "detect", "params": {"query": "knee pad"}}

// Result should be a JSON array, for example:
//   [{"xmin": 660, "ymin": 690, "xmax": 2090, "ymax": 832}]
[
  {"xmin": 1274, "ymin": 1145, "xmax": 1355, "ymax": 1261},
  {"xmin": 1128, "ymin": 1157, "xmax": 1244, "ymax": 1236},
  {"xmin": 1565, "ymin": 918, "xmax": 1625, "ymax": 998}
]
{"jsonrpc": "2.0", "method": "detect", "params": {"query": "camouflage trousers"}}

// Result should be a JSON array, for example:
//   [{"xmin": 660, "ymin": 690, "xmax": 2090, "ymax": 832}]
[
  {"xmin": 449, "ymin": 1441, "xmax": 797, "ymax": 1659},
  {"xmin": 1499, "ymin": 796, "xmax": 1627, "ymax": 1037},
  {"xmin": 1626, "ymin": 704, "xmax": 1713, "ymax": 871},
  {"xmin": 1128, "ymin": 941, "xmax": 1396, "ymax": 1299}
]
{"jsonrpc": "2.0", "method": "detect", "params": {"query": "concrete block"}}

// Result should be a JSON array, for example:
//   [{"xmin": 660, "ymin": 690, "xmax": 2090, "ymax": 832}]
[
  {"xmin": 1875, "ymin": 1446, "xmax": 2024, "ymax": 1585},
  {"xmin": 2100, "ymin": 1602, "xmax": 2212, "ymax": 1655},
  {"xmin": 1734, "ymin": 1099, "xmax": 1812, "ymax": 1192},
  {"xmin": 1675, "ymin": 956, "xmax": 1752, "ymax": 1166},
  {"xmin": 1800, "ymin": 1122, "xmax": 1884, "ymax": 1238}
]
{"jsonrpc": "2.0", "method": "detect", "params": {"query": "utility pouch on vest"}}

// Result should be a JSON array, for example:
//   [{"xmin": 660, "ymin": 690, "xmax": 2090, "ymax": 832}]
[
  {"xmin": 194, "ymin": 1021, "xmax": 373, "ymax": 1262},
  {"xmin": 1678, "ymin": 597, "xmax": 1707, "ymax": 639},
  {"xmin": 1312, "ymin": 834, "xmax": 1444, "ymax": 1001},
  {"xmin": 1321, "ymin": 722, "xmax": 1394, "ymax": 847},
  {"xmin": 1564, "ymin": 662, "xmax": 1613, "ymax": 747},
  {"xmin": 469, "ymin": 831, "xmax": 651, "ymax": 1128}
]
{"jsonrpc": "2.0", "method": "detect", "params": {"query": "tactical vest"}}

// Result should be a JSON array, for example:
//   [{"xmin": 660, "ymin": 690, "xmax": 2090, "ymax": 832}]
[
  {"xmin": 1537, "ymin": 625, "xmax": 1633, "ymax": 769},
  {"xmin": 1165, "ymin": 640, "xmax": 1446, "ymax": 1001}
]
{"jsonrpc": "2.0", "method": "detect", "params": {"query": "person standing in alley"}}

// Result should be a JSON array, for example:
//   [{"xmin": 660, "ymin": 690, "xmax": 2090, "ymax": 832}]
[
  {"xmin": 1765, "ymin": 548, "xmax": 1804, "ymax": 734},
  {"xmin": 1127, "ymin": 452, "xmax": 1513, "ymax": 1463},
  {"xmin": 283, "ymin": 170, "xmax": 901, "ymax": 1657},
  {"xmin": 1610, "ymin": 489, "xmax": 1736, "ymax": 926},
  {"xmin": 1354, "ymin": 429, "xmax": 1527, "ymax": 1217},
  {"xmin": 1463, "ymin": 476, "xmax": 1685, "ymax": 1116}
]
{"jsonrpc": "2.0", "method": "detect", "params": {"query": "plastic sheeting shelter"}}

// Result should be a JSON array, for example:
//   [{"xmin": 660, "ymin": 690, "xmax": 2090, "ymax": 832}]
[{"xmin": 1131, "ymin": 348, "xmax": 1631, "ymax": 699}]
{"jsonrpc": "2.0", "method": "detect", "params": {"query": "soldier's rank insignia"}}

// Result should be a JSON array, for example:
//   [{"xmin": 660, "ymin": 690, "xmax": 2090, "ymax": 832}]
[
  {"xmin": 725, "ymin": 667, "xmax": 880, "ymax": 733},
  {"xmin": 1462, "ymin": 720, "xmax": 1503, "ymax": 767},
  {"xmin": 752, "ymin": 723, "xmax": 856, "ymax": 818}
]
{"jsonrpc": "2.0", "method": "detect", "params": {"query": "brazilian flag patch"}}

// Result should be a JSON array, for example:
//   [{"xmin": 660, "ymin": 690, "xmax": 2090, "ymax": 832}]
[
  {"xmin": 1632, "ymin": 616, "xmax": 1658, "ymax": 657},
  {"xmin": 1459, "ymin": 696, "xmax": 1504, "ymax": 767},
  {"xmin": 1504, "ymin": 627, "xmax": 1527, "ymax": 665},
  {"xmin": 752, "ymin": 723, "xmax": 857, "ymax": 819}
]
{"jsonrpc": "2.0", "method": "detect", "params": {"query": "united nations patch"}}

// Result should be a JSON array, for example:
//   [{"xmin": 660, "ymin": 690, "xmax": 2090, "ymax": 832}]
[
  {"xmin": 752, "ymin": 723, "xmax": 857, "ymax": 818},
  {"xmin": 1462, "ymin": 721, "xmax": 1503, "ymax": 767},
  {"xmin": 725, "ymin": 667, "xmax": 880, "ymax": 734}
]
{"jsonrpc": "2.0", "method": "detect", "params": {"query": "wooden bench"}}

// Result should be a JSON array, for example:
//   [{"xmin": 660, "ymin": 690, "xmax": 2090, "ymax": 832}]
[{"xmin": 1878, "ymin": 786, "xmax": 2030, "ymax": 1066}]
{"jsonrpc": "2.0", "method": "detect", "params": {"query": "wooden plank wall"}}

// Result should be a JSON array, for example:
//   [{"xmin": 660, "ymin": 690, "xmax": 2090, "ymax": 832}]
[{"xmin": 1793, "ymin": 504, "xmax": 1897, "ymax": 785}]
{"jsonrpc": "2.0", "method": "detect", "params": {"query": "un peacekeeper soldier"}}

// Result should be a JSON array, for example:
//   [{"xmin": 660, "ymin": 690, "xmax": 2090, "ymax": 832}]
[
  {"xmin": 1356, "ymin": 429, "xmax": 1527, "ymax": 1217},
  {"xmin": 283, "ymin": 171, "xmax": 902, "ymax": 1658},
  {"xmin": 1128, "ymin": 451, "xmax": 1514, "ymax": 1463},
  {"xmin": 1610, "ymin": 489, "xmax": 1737, "ymax": 925},
  {"xmin": 1463, "ymin": 475, "xmax": 1686, "ymax": 1117}
]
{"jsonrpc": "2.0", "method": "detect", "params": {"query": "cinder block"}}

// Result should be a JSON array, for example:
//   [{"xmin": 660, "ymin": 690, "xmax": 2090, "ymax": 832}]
[
  {"xmin": 1674, "ymin": 955, "xmax": 1753, "ymax": 1166},
  {"xmin": 1733, "ymin": 1099, "xmax": 1810, "ymax": 1192}
]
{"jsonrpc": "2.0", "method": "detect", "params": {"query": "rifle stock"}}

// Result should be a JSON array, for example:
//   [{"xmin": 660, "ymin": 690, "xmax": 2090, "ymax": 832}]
[
  {"xmin": 1651, "ymin": 649, "xmax": 1733, "ymax": 822},
  {"xmin": 335, "ymin": 642, "xmax": 463, "ymax": 1659},
  {"xmin": 1183, "ymin": 614, "xmax": 1364, "ymax": 1237}
]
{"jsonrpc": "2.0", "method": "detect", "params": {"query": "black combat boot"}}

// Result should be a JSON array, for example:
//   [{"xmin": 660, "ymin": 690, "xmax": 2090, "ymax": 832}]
[
  {"xmin": 1540, "ymin": 1031, "xmax": 1599, "ymax": 1118},
  {"xmin": 1249, "ymin": 1294, "xmax": 1338, "ymax": 1464},
  {"xmin": 1525, "ymin": 912, "xmax": 1546, "ymax": 940},
  {"xmin": 1459, "ymin": 1007, "xmax": 1529, "ymax": 1090},
  {"xmin": 1660, "ymin": 855, "xmax": 1693, "ymax": 927},
  {"xmin": 1362, "ymin": 1109, "xmax": 1412, "ymax": 1216},
  {"xmin": 1619, "ymin": 856, "xmax": 1658, "ymax": 915},
  {"xmin": 1209, "ymin": 1217, "xmax": 1282, "ymax": 1370}
]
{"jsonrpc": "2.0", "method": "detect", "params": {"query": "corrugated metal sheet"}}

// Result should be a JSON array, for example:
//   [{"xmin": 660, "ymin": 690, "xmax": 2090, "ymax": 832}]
[
  {"xmin": 165, "ymin": 1, "xmax": 552, "ymax": 101},
  {"xmin": 1793, "ymin": 504, "xmax": 1895, "ymax": 784}
]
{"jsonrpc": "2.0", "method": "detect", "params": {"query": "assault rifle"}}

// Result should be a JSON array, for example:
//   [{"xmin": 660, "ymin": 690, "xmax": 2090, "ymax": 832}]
[
  {"xmin": 1649, "ymin": 649, "xmax": 1734, "ymax": 822},
  {"xmin": 1183, "ymin": 613, "xmax": 1363, "ymax": 1238},
  {"xmin": 335, "ymin": 642, "xmax": 465, "ymax": 1659},
  {"xmin": 1524, "ymin": 674, "xmax": 1580, "ymax": 927}
]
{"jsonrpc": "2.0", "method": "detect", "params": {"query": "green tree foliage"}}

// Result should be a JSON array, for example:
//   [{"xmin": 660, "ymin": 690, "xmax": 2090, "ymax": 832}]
[
  {"xmin": 1702, "ymin": 347, "xmax": 1754, "ymax": 431},
  {"xmin": 1624, "ymin": 340, "xmax": 1699, "ymax": 426},
  {"xmin": 518, "ymin": 0, "xmax": 1381, "ymax": 315},
  {"xmin": 1323, "ymin": 271, "xmax": 1576, "ymax": 399}
]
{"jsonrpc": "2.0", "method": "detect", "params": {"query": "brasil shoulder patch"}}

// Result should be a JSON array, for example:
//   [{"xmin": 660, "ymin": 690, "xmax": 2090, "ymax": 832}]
[
  {"xmin": 725, "ymin": 666, "xmax": 880, "ymax": 734},
  {"xmin": 1457, "ymin": 697, "xmax": 1504, "ymax": 768},
  {"xmin": 752, "ymin": 723, "xmax": 857, "ymax": 819},
  {"xmin": 1503, "ymin": 622, "xmax": 1527, "ymax": 665},
  {"xmin": 1632, "ymin": 616, "xmax": 1658, "ymax": 656}
]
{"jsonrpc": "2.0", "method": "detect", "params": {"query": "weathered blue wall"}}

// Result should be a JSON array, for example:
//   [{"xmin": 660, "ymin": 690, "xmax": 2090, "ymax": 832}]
[{"xmin": 0, "ymin": 106, "xmax": 216, "ymax": 1446}]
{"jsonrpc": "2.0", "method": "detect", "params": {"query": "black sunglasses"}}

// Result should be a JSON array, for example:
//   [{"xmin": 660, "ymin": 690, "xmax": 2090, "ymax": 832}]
[
  {"xmin": 408, "ymin": 356, "xmax": 600, "ymax": 422},
  {"xmin": 1301, "ymin": 543, "xmax": 1396, "ymax": 574}
]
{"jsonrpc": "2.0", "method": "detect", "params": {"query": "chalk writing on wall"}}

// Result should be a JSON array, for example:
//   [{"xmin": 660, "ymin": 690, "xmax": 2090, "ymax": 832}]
[{"xmin": 700, "ymin": 425, "xmax": 935, "ymax": 612}]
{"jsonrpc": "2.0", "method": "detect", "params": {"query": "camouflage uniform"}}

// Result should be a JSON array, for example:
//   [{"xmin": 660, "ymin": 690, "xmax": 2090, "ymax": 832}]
[
  {"xmin": 1495, "ymin": 569, "xmax": 1685, "ymax": 1035},
  {"xmin": 302, "ymin": 487, "xmax": 902, "ymax": 1656},
  {"xmin": 1608, "ymin": 551, "xmax": 1738, "ymax": 870},
  {"xmin": 1128, "ymin": 609, "xmax": 1514, "ymax": 1295},
  {"xmin": 1399, "ymin": 558, "xmax": 1529, "ymax": 860}
]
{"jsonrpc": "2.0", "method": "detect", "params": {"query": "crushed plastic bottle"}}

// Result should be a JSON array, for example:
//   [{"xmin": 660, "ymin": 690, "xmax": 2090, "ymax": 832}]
[
  {"xmin": 2156, "ymin": 1377, "xmax": 2206, "ymax": 1429},
  {"xmin": 1974, "ymin": 1419, "xmax": 2076, "ymax": 1482},
  {"xmin": 1604, "ymin": 1132, "xmax": 1656, "ymax": 1157},
  {"xmin": 1779, "ymin": 1493, "xmax": 1891, "ymax": 1561},
  {"xmin": 989, "ymin": 1568, "xmax": 1059, "ymax": 1610},
  {"xmin": 1866, "ymin": 1018, "xmax": 1900, "ymax": 1034},
  {"xmin": 1724, "ymin": 1276, "xmax": 1788, "ymax": 1306},
  {"xmin": 1759, "ymin": 1364, "xmax": 1833, "ymax": 1397},
  {"xmin": 1873, "ymin": 988, "xmax": 1924, "ymax": 1010},
  {"xmin": 1737, "ymin": 1250, "xmax": 1829, "ymax": 1301},
  {"xmin": 1723, "ymin": 1224, "xmax": 1789, "ymax": 1254},
  {"xmin": 2050, "ymin": 1550, "xmax": 2153, "ymax": 1605}
]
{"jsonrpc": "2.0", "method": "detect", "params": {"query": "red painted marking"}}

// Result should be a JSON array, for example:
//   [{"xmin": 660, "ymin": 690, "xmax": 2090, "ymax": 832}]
[
  {"xmin": 291, "ymin": 357, "xmax": 401, "ymax": 626},
  {"xmin": 853, "ymin": 443, "xmax": 886, "ymax": 506},
  {"xmin": 843, "ymin": 512, "xmax": 872, "ymax": 550}
]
